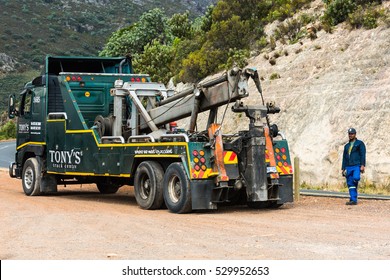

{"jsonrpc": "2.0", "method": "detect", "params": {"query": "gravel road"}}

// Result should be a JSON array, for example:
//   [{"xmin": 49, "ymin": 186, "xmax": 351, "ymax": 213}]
[{"xmin": 0, "ymin": 169, "xmax": 389, "ymax": 260}]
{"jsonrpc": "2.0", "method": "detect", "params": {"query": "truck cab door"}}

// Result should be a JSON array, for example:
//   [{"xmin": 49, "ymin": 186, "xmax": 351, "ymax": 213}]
[
  {"xmin": 17, "ymin": 87, "xmax": 46, "ymax": 148},
  {"xmin": 17, "ymin": 89, "xmax": 32, "ymax": 148}
]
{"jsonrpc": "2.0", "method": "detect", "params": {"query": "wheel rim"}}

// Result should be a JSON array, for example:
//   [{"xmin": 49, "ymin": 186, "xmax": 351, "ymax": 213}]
[
  {"xmin": 167, "ymin": 175, "xmax": 181, "ymax": 204},
  {"xmin": 139, "ymin": 174, "xmax": 151, "ymax": 200},
  {"xmin": 24, "ymin": 166, "xmax": 34, "ymax": 190}
]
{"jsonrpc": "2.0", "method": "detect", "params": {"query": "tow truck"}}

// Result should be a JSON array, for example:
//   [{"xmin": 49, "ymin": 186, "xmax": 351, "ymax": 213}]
[{"xmin": 9, "ymin": 56, "xmax": 293, "ymax": 213}]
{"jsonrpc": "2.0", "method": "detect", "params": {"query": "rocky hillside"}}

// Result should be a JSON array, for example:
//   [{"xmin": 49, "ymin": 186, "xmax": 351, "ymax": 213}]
[
  {"xmin": 180, "ymin": 1, "xmax": 390, "ymax": 188},
  {"xmin": 253, "ymin": 25, "xmax": 390, "ymax": 187},
  {"xmin": 246, "ymin": 4, "xmax": 390, "ymax": 187}
]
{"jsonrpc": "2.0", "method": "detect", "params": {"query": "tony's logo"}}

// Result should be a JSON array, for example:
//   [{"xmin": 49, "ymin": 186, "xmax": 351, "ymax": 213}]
[{"xmin": 49, "ymin": 149, "xmax": 82, "ymax": 168}]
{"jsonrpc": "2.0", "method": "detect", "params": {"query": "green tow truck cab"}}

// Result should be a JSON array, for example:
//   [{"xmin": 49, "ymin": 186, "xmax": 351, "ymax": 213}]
[{"xmin": 9, "ymin": 56, "xmax": 293, "ymax": 213}]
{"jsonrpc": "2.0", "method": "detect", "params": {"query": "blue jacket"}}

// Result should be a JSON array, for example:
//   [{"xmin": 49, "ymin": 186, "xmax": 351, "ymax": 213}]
[{"xmin": 342, "ymin": 139, "xmax": 366, "ymax": 170}]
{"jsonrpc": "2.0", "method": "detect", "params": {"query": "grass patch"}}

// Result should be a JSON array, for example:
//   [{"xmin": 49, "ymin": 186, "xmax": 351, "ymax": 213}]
[{"xmin": 300, "ymin": 179, "xmax": 390, "ymax": 195}]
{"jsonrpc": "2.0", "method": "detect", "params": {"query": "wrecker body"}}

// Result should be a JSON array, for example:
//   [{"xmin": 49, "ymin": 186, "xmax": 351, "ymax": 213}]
[{"xmin": 9, "ymin": 56, "xmax": 293, "ymax": 213}]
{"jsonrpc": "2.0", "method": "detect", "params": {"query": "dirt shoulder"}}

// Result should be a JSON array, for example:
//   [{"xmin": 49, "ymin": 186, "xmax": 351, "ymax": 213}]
[{"xmin": 0, "ymin": 169, "xmax": 389, "ymax": 260}]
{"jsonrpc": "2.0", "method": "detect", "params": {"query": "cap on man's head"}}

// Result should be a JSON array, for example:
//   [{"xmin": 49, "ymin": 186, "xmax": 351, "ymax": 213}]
[{"xmin": 348, "ymin": 128, "xmax": 356, "ymax": 134}]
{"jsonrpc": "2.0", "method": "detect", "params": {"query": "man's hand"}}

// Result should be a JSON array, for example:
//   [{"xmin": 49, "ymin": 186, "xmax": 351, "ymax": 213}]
[
  {"xmin": 342, "ymin": 170, "xmax": 346, "ymax": 177},
  {"xmin": 360, "ymin": 166, "xmax": 365, "ymax": 173}
]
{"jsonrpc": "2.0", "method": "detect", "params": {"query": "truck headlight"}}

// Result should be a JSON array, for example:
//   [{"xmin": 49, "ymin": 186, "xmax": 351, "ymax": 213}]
[{"xmin": 114, "ymin": 79, "xmax": 124, "ymax": 88}]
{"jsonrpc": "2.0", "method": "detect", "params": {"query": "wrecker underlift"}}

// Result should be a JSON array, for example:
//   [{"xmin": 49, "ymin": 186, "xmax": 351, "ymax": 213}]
[{"xmin": 9, "ymin": 56, "xmax": 293, "ymax": 213}]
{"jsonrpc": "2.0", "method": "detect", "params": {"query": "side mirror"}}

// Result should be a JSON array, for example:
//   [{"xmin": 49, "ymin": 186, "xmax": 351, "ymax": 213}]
[{"xmin": 8, "ymin": 94, "xmax": 18, "ymax": 119}]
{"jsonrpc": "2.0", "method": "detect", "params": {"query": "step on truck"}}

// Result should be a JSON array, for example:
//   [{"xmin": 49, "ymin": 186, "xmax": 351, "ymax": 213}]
[{"xmin": 8, "ymin": 56, "xmax": 293, "ymax": 213}]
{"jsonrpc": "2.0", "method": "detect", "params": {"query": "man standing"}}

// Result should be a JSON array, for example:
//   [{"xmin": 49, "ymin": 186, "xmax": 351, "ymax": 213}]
[{"xmin": 342, "ymin": 128, "xmax": 366, "ymax": 205}]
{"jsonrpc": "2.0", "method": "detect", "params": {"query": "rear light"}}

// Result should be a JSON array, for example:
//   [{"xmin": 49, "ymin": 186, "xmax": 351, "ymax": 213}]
[
  {"xmin": 131, "ymin": 77, "xmax": 146, "ymax": 82},
  {"xmin": 67, "ymin": 76, "xmax": 82, "ymax": 82},
  {"xmin": 192, "ymin": 149, "xmax": 207, "ymax": 173},
  {"xmin": 274, "ymin": 145, "xmax": 291, "ymax": 173}
]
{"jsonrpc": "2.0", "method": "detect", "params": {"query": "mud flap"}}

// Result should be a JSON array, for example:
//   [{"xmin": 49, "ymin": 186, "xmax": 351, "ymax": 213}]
[
  {"xmin": 245, "ymin": 136, "xmax": 268, "ymax": 202},
  {"xmin": 278, "ymin": 175, "xmax": 294, "ymax": 203},
  {"xmin": 191, "ymin": 180, "xmax": 217, "ymax": 210}
]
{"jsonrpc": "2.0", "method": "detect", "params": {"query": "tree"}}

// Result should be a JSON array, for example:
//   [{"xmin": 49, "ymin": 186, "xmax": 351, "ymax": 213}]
[
  {"xmin": 133, "ymin": 40, "xmax": 174, "ymax": 84},
  {"xmin": 100, "ymin": 8, "xmax": 172, "ymax": 57},
  {"xmin": 168, "ymin": 12, "xmax": 193, "ymax": 39}
]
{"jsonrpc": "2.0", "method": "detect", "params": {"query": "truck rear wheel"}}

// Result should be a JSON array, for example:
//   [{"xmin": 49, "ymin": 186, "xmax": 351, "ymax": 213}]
[
  {"xmin": 163, "ymin": 162, "xmax": 192, "ymax": 214},
  {"xmin": 134, "ymin": 161, "xmax": 164, "ymax": 210},
  {"xmin": 96, "ymin": 183, "xmax": 120, "ymax": 194},
  {"xmin": 22, "ymin": 157, "xmax": 42, "ymax": 196}
]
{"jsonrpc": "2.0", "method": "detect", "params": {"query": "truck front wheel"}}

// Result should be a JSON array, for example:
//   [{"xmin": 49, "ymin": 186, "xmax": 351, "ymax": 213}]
[
  {"xmin": 134, "ymin": 161, "xmax": 164, "ymax": 210},
  {"xmin": 22, "ymin": 157, "xmax": 42, "ymax": 196},
  {"xmin": 163, "ymin": 162, "xmax": 192, "ymax": 214}
]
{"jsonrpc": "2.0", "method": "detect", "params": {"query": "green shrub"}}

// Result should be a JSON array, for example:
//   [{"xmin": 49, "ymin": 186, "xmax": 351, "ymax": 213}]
[
  {"xmin": 322, "ymin": 0, "xmax": 357, "ymax": 26},
  {"xmin": 255, "ymin": 36, "xmax": 268, "ymax": 51},
  {"xmin": 267, "ymin": 0, "xmax": 313, "ymax": 22},
  {"xmin": 269, "ymin": 58, "xmax": 276, "ymax": 65},
  {"xmin": 322, "ymin": 0, "xmax": 383, "ymax": 27},
  {"xmin": 0, "ymin": 121, "xmax": 16, "ymax": 140},
  {"xmin": 348, "ymin": 4, "xmax": 385, "ymax": 29},
  {"xmin": 223, "ymin": 48, "xmax": 249, "ymax": 69},
  {"xmin": 270, "ymin": 72, "xmax": 281, "ymax": 80},
  {"xmin": 274, "ymin": 18, "xmax": 306, "ymax": 44}
]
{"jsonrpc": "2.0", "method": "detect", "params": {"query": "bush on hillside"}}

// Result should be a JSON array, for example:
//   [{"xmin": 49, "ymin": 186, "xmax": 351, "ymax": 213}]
[
  {"xmin": 0, "ymin": 120, "xmax": 16, "ymax": 140},
  {"xmin": 322, "ymin": 0, "xmax": 384, "ymax": 27},
  {"xmin": 322, "ymin": 0, "xmax": 357, "ymax": 26},
  {"xmin": 348, "ymin": 4, "xmax": 387, "ymax": 29}
]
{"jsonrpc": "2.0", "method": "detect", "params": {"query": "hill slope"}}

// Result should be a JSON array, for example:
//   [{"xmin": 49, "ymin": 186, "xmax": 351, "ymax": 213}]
[
  {"xmin": 0, "ymin": 0, "xmax": 215, "ymax": 113},
  {"xmin": 0, "ymin": 0, "xmax": 214, "ymax": 69}
]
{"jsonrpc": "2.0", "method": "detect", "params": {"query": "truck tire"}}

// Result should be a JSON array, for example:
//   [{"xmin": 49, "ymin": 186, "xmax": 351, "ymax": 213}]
[
  {"xmin": 22, "ymin": 157, "xmax": 42, "ymax": 196},
  {"xmin": 163, "ymin": 162, "xmax": 192, "ymax": 214},
  {"xmin": 96, "ymin": 183, "xmax": 120, "ymax": 194},
  {"xmin": 134, "ymin": 161, "xmax": 164, "ymax": 210}
]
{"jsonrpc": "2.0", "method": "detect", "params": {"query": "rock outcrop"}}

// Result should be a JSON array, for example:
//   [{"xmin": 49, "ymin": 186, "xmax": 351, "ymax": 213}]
[{"xmin": 0, "ymin": 53, "xmax": 18, "ymax": 73}]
